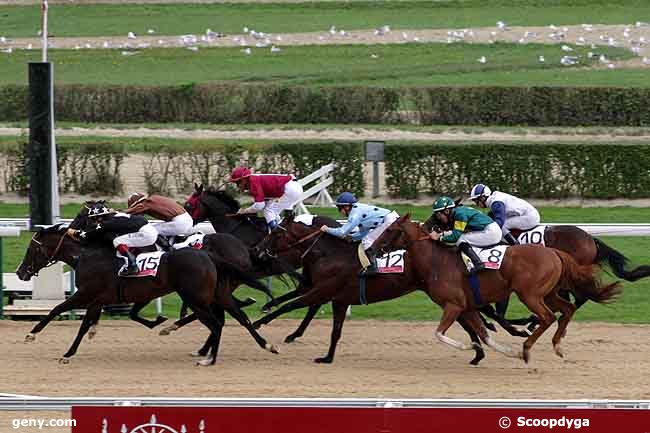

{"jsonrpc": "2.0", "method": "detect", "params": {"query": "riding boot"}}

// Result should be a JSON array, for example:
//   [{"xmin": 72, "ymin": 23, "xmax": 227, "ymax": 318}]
[
  {"xmin": 117, "ymin": 244, "xmax": 139, "ymax": 276},
  {"xmin": 503, "ymin": 232, "xmax": 520, "ymax": 245},
  {"xmin": 156, "ymin": 235, "xmax": 171, "ymax": 251},
  {"xmin": 458, "ymin": 242, "xmax": 485, "ymax": 275},
  {"xmin": 360, "ymin": 248, "xmax": 379, "ymax": 277}
]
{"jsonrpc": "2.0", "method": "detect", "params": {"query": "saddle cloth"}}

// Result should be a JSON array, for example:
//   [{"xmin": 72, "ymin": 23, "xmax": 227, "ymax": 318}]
[
  {"xmin": 119, "ymin": 251, "xmax": 164, "ymax": 278},
  {"xmin": 172, "ymin": 233, "xmax": 206, "ymax": 250},
  {"xmin": 516, "ymin": 225, "xmax": 547, "ymax": 246},
  {"xmin": 357, "ymin": 244, "xmax": 406, "ymax": 274},
  {"xmin": 460, "ymin": 245, "xmax": 509, "ymax": 271}
]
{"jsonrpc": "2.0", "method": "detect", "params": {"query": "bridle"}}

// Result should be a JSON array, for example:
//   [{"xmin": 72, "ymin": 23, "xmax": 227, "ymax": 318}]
[
  {"xmin": 256, "ymin": 223, "xmax": 323, "ymax": 260},
  {"xmin": 24, "ymin": 231, "xmax": 68, "ymax": 276},
  {"xmin": 377, "ymin": 220, "xmax": 430, "ymax": 255}
]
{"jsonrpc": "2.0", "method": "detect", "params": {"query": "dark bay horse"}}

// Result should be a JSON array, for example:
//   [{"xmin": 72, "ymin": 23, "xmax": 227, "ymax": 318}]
[
  {"xmin": 250, "ymin": 213, "xmax": 489, "ymax": 365},
  {"xmin": 374, "ymin": 214, "xmax": 621, "ymax": 362},
  {"xmin": 184, "ymin": 184, "xmax": 340, "ymax": 310},
  {"xmin": 16, "ymin": 225, "xmax": 279, "ymax": 365}
]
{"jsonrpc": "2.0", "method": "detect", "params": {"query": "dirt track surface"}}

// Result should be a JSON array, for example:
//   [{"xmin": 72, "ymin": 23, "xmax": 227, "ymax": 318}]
[
  {"xmin": 3, "ymin": 127, "xmax": 650, "ymax": 143},
  {"xmin": 2, "ymin": 319, "xmax": 650, "ymax": 400}
]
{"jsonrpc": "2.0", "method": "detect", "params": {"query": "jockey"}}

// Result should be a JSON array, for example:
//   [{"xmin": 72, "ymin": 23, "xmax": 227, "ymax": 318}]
[
  {"xmin": 229, "ymin": 166, "xmax": 304, "ymax": 231},
  {"xmin": 319, "ymin": 191, "xmax": 399, "ymax": 276},
  {"xmin": 469, "ymin": 183, "xmax": 541, "ymax": 245},
  {"xmin": 125, "ymin": 192, "xmax": 193, "ymax": 249},
  {"xmin": 67, "ymin": 205, "xmax": 158, "ymax": 276},
  {"xmin": 428, "ymin": 196, "xmax": 501, "ymax": 275}
]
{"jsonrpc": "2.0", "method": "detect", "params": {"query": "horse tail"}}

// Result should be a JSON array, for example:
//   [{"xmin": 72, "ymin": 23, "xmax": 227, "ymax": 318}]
[
  {"xmin": 206, "ymin": 252, "xmax": 270, "ymax": 295},
  {"xmin": 594, "ymin": 237, "xmax": 650, "ymax": 282},
  {"xmin": 556, "ymin": 250, "xmax": 622, "ymax": 304}
]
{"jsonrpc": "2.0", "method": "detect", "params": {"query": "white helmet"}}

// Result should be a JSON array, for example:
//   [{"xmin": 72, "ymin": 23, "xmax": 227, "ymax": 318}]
[{"xmin": 469, "ymin": 183, "xmax": 492, "ymax": 200}]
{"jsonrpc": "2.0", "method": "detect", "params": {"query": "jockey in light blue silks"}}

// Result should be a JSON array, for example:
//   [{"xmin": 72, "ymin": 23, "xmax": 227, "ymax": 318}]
[
  {"xmin": 319, "ymin": 192, "xmax": 399, "ymax": 276},
  {"xmin": 469, "ymin": 183, "xmax": 541, "ymax": 246}
]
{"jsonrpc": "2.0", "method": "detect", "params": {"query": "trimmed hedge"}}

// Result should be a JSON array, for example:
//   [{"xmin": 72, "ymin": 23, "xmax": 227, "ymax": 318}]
[
  {"xmin": 385, "ymin": 142, "xmax": 650, "ymax": 199},
  {"xmin": 2, "ymin": 84, "xmax": 649, "ymax": 126},
  {"xmin": 0, "ymin": 84, "xmax": 400, "ymax": 124},
  {"xmin": 0, "ymin": 139, "xmax": 364, "ymax": 197},
  {"xmin": 409, "ymin": 87, "xmax": 650, "ymax": 126}
]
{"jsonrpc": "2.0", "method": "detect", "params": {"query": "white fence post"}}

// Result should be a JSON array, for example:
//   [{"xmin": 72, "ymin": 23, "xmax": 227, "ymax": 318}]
[{"xmin": 295, "ymin": 163, "xmax": 336, "ymax": 215}]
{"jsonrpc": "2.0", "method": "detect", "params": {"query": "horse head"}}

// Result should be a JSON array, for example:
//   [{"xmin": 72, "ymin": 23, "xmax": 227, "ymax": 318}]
[
  {"xmin": 373, "ymin": 213, "xmax": 414, "ymax": 255},
  {"xmin": 16, "ymin": 224, "xmax": 77, "ymax": 281},
  {"xmin": 252, "ymin": 212, "xmax": 311, "ymax": 259},
  {"xmin": 184, "ymin": 183, "xmax": 240, "ymax": 225}
]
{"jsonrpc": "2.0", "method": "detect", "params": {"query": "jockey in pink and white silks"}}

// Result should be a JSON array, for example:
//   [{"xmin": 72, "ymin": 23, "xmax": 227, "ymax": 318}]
[
  {"xmin": 469, "ymin": 183, "xmax": 540, "ymax": 246},
  {"xmin": 229, "ymin": 166, "xmax": 304, "ymax": 231}
]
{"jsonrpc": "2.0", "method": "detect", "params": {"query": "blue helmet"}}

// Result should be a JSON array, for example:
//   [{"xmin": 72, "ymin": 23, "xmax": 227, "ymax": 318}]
[
  {"xmin": 469, "ymin": 183, "xmax": 492, "ymax": 200},
  {"xmin": 335, "ymin": 192, "xmax": 358, "ymax": 206}
]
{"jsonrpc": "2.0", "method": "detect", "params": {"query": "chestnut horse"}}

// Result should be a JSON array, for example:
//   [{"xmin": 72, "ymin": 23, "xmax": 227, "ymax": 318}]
[{"xmin": 373, "ymin": 214, "xmax": 621, "ymax": 362}]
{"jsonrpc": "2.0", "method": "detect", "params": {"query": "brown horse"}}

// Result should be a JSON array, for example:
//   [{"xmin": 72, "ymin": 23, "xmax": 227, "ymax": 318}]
[
  {"xmin": 252, "ymin": 213, "xmax": 489, "ymax": 365},
  {"xmin": 373, "ymin": 214, "xmax": 622, "ymax": 362},
  {"xmin": 16, "ymin": 225, "xmax": 279, "ymax": 365}
]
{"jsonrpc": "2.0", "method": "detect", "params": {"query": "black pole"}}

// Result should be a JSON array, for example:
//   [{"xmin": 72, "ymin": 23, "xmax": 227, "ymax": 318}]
[{"xmin": 27, "ymin": 62, "xmax": 54, "ymax": 228}]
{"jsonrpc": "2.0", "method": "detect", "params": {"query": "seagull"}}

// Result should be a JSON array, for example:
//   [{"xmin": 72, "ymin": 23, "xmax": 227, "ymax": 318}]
[
  {"xmin": 0, "ymin": 36, "xmax": 6, "ymax": 43},
  {"xmin": 147, "ymin": 29, "xmax": 155, "ymax": 34},
  {"xmin": 243, "ymin": 27, "xmax": 249, "ymax": 33},
  {"xmin": 103, "ymin": 41, "xmax": 110, "ymax": 48},
  {"xmin": 599, "ymin": 54, "xmax": 609, "ymax": 63},
  {"xmin": 576, "ymin": 37, "xmax": 586, "ymax": 45},
  {"xmin": 242, "ymin": 47, "xmax": 251, "ymax": 55},
  {"xmin": 560, "ymin": 56, "xmax": 578, "ymax": 66},
  {"xmin": 496, "ymin": 21, "xmax": 507, "ymax": 30},
  {"xmin": 561, "ymin": 45, "xmax": 573, "ymax": 52},
  {"xmin": 607, "ymin": 63, "xmax": 616, "ymax": 69},
  {"xmin": 538, "ymin": 55, "xmax": 545, "ymax": 63},
  {"xmin": 27, "ymin": 44, "xmax": 32, "ymax": 50},
  {"xmin": 127, "ymin": 32, "xmax": 136, "ymax": 39},
  {"xmin": 121, "ymin": 50, "xmax": 139, "ymax": 56},
  {"xmin": 187, "ymin": 46, "xmax": 199, "ymax": 51},
  {"xmin": 1, "ymin": 47, "xmax": 12, "ymax": 53},
  {"xmin": 477, "ymin": 56, "xmax": 487, "ymax": 64},
  {"xmin": 270, "ymin": 45, "xmax": 281, "ymax": 53},
  {"xmin": 402, "ymin": 32, "xmax": 408, "ymax": 40},
  {"xmin": 370, "ymin": 53, "xmax": 379, "ymax": 58},
  {"xmin": 643, "ymin": 57, "xmax": 650, "ymax": 65},
  {"xmin": 549, "ymin": 24, "xmax": 558, "ymax": 30},
  {"xmin": 339, "ymin": 30, "xmax": 347, "ymax": 36},
  {"xmin": 329, "ymin": 25, "xmax": 336, "ymax": 35}
]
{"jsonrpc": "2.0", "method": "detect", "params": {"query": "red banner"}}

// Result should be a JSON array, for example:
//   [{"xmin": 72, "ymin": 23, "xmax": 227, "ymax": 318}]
[{"xmin": 72, "ymin": 406, "xmax": 650, "ymax": 433}]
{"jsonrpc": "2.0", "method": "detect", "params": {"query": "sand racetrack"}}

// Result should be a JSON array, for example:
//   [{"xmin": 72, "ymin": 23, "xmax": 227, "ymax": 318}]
[
  {"xmin": 2, "ymin": 319, "xmax": 650, "ymax": 432},
  {"xmin": 1, "ymin": 318, "xmax": 649, "ymax": 399}
]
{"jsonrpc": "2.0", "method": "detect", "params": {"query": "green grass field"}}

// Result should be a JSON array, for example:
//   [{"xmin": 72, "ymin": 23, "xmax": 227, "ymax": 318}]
[
  {"xmin": 1, "ymin": 0, "xmax": 648, "ymax": 37},
  {"xmin": 0, "ymin": 43, "xmax": 638, "ymax": 87},
  {"xmin": 3, "ymin": 204, "xmax": 650, "ymax": 323}
]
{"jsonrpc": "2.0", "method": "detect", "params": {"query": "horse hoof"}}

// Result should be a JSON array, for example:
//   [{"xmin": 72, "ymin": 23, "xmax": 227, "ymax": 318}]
[
  {"xmin": 261, "ymin": 307, "xmax": 271, "ymax": 314},
  {"xmin": 195, "ymin": 358, "xmax": 213, "ymax": 367},
  {"xmin": 553, "ymin": 344, "xmax": 564, "ymax": 358},
  {"xmin": 284, "ymin": 335, "xmax": 298, "ymax": 344},
  {"xmin": 265, "ymin": 343, "xmax": 280, "ymax": 354},
  {"xmin": 314, "ymin": 356, "xmax": 333, "ymax": 364},
  {"xmin": 24, "ymin": 333, "xmax": 36, "ymax": 343},
  {"xmin": 88, "ymin": 326, "xmax": 97, "ymax": 340},
  {"xmin": 159, "ymin": 324, "xmax": 179, "ymax": 336},
  {"xmin": 189, "ymin": 351, "xmax": 203, "ymax": 357},
  {"xmin": 58, "ymin": 357, "xmax": 70, "ymax": 364},
  {"xmin": 522, "ymin": 350, "xmax": 530, "ymax": 364},
  {"xmin": 252, "ymin": 321, "xmax": 263, "ymax": 330},
  {"xmin": 485, "ymin": 322, "xmax": 497, "ymax": 332},
  {"xmin": 155, "ymin": 315, "xmax": 168, "ymax": 325}
]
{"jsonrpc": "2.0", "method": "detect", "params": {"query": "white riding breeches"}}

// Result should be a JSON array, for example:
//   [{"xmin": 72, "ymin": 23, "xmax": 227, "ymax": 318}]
[
  {"xmin": 502, "ymin": 209, "xmax": 541, "ymax": 235},
  {"xmin": 153, "ymin": 212, "xmax": 194, "ymax": 237},
  {"xmin": 456, "ymin": 222, "xmax": 502, "ymax": 247},
  {"xmin": 362, "ymin": 211, "xmax": 400, "ymax": 250},
  {"xmin": 263, "ymin": 180, "xmax": 304, "ymax": 224},
  {"xmin": 113, "ymin": 224, "xmax": 158, "ymax": 248}
]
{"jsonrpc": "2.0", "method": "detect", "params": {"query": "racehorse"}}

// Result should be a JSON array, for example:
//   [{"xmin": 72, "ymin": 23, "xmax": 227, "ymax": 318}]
[
  {"xmin": 423, "ymin": 214, "xmax": 650, "ymax": 328},
  {"xmin": 373, "ymin": 214, "xmax": 621, "ymax": 362},
  {"xmin": 250, "ymin": 213, "xmax": 489, "ymax": 365},
  {"xmin": 16, "ymin": 224, "xmax": 279, "ymax": 365}
]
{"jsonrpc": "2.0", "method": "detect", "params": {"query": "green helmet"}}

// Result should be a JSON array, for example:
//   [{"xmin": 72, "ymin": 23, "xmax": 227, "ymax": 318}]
[{"xmin": 432, "ymin": 196, "xmax": 456, "ymax": 213}]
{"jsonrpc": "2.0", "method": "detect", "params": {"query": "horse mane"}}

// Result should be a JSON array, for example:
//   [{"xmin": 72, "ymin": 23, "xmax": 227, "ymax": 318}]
[{"xmin": 205, "ymin": 187, "xmax": 240, "ymax": 212}]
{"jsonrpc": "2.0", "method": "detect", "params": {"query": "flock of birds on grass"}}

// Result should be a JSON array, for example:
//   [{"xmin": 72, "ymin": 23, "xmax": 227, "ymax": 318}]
[{"xmin": 0, "ymin": 20, "xmax": 649, "ymax": 67}]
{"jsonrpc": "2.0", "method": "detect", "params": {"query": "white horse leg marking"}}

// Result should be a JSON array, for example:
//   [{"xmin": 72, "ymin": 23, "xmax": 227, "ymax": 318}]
[
  {"xmin": 88, "ymin": 325, "xmax": 97, "ymax": 340},
  {"xmin": 435, "ymin": 331, "xmax": 473, "ymax": 351},
  {"xmin": 486, "ymin": 335, "xmax": 522, "ymax": 359},
  {"xmin": 24, "ymin": 333, "xmax": 36, "ymax": 343}
]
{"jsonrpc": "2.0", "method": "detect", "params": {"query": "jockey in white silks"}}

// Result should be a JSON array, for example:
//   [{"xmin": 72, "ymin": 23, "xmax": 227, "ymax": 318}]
[{"xmin": 469, "ymin": 183, "xmax": 541, "ymax": 245}]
